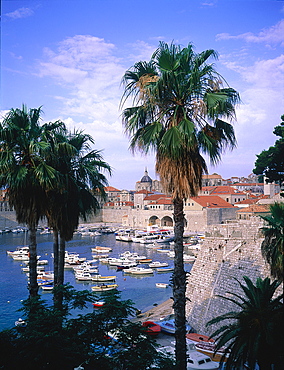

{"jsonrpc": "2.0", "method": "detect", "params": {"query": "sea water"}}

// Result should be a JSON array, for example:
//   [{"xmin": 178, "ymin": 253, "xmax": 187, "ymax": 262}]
[{"xmin": 0, "ymin": 231, "xmax": 193, "ymax": 330}]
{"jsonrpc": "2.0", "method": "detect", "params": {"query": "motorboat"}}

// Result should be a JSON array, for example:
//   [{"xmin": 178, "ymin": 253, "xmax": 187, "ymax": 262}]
[
  {"xmin": 126, "ymin": 267, "xmax": 154, "ymax": 275},
  {"xmin": 159, "ymin": 341, "xmax": 219, "ymax": 369},
  {"xmin": 75, "ymin": 271, "xmax": 94, "ymax": 281},
  {"xmin": 41, "ymin": 284, "xmax": 53, "ymax": 291},
  {"xmin": 156, "ymin": 314, "xmax": 192, "ymax": 335},
  {"xmin": 149, "ymin": 261, "xmax": 169, "ymax": 268}
]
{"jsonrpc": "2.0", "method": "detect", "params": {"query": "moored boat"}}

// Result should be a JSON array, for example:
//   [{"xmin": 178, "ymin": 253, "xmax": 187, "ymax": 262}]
[
  {"xmin": 156, "ymin": 283, "xmax": 169, "ymax": 288},
  {"xmin": 91, "ymin": 274, "xmax": 116, "ymax": 282},
  {"xmin": 156, "ymin": 314, "xmax": 192, "ymax": 334},
  {"xmin": 149, "ymin": 261, "xmax": 169, "ymax": 268},
  {"xmin": 92, "ymin": 301, "xmax": 105, "ymax": 307},
  {"xmin": 91, "ymin": 284, "xmax": 118, "ymax": 292},
  {"xmin": 194, "ymin": 341, "xmax": 229, "ymax": 363},
  {"xmin": 156, "ymin": 266, "xmax": 174, "ymax": 273},
  {"xmin": 142, "ymin": 321, "xmax": 161, "ymax": 336},
  {"xmin": 126, "ymin": 267, "xmax": 154, "ymax": 275}
]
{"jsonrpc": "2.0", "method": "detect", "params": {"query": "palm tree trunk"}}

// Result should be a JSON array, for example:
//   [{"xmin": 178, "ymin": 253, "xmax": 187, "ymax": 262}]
[
  {"xmin": 173, "ymin": 197, "xmax": 187, "ymax": 370},
  {"xmin": 52, "ymin": 229, "xmax": 59, "ymax": 286},
  {"xmin": 54, "ymin": 235, "xmax": 65, "ymax": 313},
  {"xmin": 58, "ymin": 235, "xmax": 65, "ymax": 286},
  {"xmin": 28, "ymin": 224, "xmax": 39, "ymax": 297}
]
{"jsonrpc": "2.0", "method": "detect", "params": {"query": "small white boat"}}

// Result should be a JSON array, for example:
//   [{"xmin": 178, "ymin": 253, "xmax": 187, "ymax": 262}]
[
  {"xmin": 91, "ymin": 284, "xmax": 118, "ymax": 292},
  {"xmin": 126, "ymin": 267, "xmax": 154, "ymax": 275},
  {"xmin": 91, "ymin": 246, "xmax": 112, "ymax": 253},
  {"xmin": 156, "ymin": 267, "xmax": 174, "ymax": 273},
  {"xmin": 159, "ymin": 341, "xmax": 219, "ymax": 369},
  {"xmin": 156, "ymin": 283, "xmax": 168, "ymax": 288},
  {"xmin": 149, "ymin": 261, "xmax": 169, "ymax": 268}
]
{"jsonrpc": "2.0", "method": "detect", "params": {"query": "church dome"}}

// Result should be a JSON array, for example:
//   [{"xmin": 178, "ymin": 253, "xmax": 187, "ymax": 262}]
[{"xmin": 140, "ymin": 168, "xmax": 152, "ymax": 183}]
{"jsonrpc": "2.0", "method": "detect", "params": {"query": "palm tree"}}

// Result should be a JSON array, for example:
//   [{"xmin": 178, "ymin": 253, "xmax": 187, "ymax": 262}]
[
  {"xmin": 121, "ymin": 41, "xmax": 240, "ymax": 369},
  {"xmin": 44, "ymin": 129, "xmax": 111, "ymax": 297},
  {"xmin": 260, "ymin": 202, "xmax": 284, "ymax": 282},
  {"xmin": 0, "ymin": 105, "xmax": 60, "ymax": 297},
  {"xmin": 206, "ymin": 276, "xmax": 284, "ymax": 369}
]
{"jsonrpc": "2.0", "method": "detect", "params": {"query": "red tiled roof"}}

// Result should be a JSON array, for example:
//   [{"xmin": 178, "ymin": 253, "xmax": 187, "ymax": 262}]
[
  {"xmin": 236, "ymin": 204, "xmax": 270, "ymax": 213},
  {"xmin": 149, "ymin": 198, "xmax": 172, "ymax": 205},
  {"xmin": 235, "ymin": 199, "xmax": 258, "ymax": 205},
  {"xmin": 191, "ymin": 196, "xmax": 234, "ymax": 208},
  {"xmin": 105, "ymin": 186, "xmax": 121, "ymax": 192},
  {"xmin": 135, "ymin": 190, "xmax": 153, "ymax": 195},
  {"xmin": 144, "ymin": 193, "xmax": 167, "ymax": 201},
  {"xmin": 211, "ymin": 186, "xmax": 245, "ymax": 195}
]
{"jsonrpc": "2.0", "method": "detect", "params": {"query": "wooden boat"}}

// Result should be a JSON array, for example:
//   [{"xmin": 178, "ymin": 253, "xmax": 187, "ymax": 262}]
[
  {"xmin": 138, "ymin": 258, "xmax": 152, "ymax": 263},
  {"xmin": 156, "ymin": 266, "xmax": 174, "ymax": 273},
  {"xmin": 91, "ymin": 284, "xmax": 118, "ymax": 292},
  {"xmin": 142, "ymin": 321, "xmax": 161, "ymax": 336},
  {"xmin": 194, "ymin": 341, "xmax": 229, "ymax": 362},
  {"xmin": 91, "ymin": 274, "xmax": 116, "ymax": 282},
  {"xmin": 156, "ymin": 283, "xmax": 168, "ymax": 288},
  {"xmin": 186, "ymin": 333, "xmax": 214, "ymax": 343}
]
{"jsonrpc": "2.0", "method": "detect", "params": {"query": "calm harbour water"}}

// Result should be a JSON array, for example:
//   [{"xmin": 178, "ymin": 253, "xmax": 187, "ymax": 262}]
[{"xmin": 0, "ymin": 230, "xmax": 193, "ymax": 331}]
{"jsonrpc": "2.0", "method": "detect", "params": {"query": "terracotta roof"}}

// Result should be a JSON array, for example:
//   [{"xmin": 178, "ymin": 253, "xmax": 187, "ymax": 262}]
[
  {"xmin": 144, "ymin": 193, "xmax": 168, "ymax": 201},
  {"xmin": 236, "ymin": 204, "xmax": 270, "ymax": 213},
  {"xmin": 135, "ymin": 190, "xmax": 153, "ymax": 195},
  {"xmin": 105, "ymin": 186, "xmax": 121, "ymax": 192},
  {"xmin": 235, "ymin": 199, "xmax": 258, "ymax": 205},
  {"xmin": 202, "ymin": 174, "xmax": 222, "ymax": 179},
  {"xmin": 211, "ymin": 186, "xmax": 245, "ymax": 195},
  {"xmin": 191, "ymin": 196, "xmax": 235, "ymax": 208}
]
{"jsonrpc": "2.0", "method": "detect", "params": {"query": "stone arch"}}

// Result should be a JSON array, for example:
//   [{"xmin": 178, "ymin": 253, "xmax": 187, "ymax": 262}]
[
  {"xmin": 161, "ymin": 216, "xmax": 173, "ymax": 227},
  {"xmin": 148, "ymin": 215, "xmax": 160, "ymax": 226}
]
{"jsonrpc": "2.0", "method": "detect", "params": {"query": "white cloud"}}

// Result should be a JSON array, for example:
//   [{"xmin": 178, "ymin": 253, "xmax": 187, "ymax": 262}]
[
  {"xmin": 5, "ymin": 7, "xmax": 34, "ymax": 20},
  {"xmin": 216, "ymin": 19, "xmax": 284, "ymax": 46}
]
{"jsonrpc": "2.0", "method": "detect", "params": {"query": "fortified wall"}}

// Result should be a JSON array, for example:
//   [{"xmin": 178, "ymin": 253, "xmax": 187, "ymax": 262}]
[{"xmin": 186, "ymin": 218, "xmax": 274, "ymax": 335}]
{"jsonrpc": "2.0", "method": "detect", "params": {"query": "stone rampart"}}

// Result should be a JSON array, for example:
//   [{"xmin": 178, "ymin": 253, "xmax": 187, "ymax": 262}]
[{"xmin": 186, "ymin": 219, "xmax": 274, "ymax": 335}]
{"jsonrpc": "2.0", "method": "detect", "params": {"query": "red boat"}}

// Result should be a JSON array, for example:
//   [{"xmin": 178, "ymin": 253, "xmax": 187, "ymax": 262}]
[
  {"xmin": 186, "ymin": 333, "xmax": 214, "ymax": 343},
  {"xmin": 142, "ymin": 321, "xmax": 161, "ymax": 336}
]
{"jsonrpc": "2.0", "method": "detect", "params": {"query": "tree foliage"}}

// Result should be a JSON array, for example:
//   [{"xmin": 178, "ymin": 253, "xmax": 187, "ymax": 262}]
[
  {"xmin": 260, "ymin": 202, "xmax": 284, "ymax": 282},
  {"xmin": 0, "ymin": 287, "xmax": 174, "ymax": 370},
  {"xmin": 253, "ymin": 114, "xmax": 284, "ymax": 190},
  {"xmin": 206, "ymin": 276, "xmax": 284, "ymax": 369}
]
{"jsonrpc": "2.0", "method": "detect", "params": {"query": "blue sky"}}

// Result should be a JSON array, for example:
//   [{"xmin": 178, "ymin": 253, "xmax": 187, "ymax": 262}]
[{"xmin": 1, "ymin": 0, "xmax": 283, "ymax": 190}]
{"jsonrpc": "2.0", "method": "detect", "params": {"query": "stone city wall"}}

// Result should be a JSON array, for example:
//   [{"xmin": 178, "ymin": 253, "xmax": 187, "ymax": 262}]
[{"xmin": 186, "ymin": 219, "xmax": 274, "ymax": 335}]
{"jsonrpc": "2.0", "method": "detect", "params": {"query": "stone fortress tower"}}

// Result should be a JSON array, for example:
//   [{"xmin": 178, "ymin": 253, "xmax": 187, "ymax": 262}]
[{"xmin": 185, "ymin": 219, "xmax": 279, "ymax": 335}]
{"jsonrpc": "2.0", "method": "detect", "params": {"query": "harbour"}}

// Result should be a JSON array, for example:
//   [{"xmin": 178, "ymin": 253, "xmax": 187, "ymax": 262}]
[{"xmin": 0, "ymin": 227, "xmax": 195, "ymax": 331}]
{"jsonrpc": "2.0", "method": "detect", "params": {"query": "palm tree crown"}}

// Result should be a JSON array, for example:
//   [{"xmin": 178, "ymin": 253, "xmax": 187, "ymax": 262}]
[
  {"xmin": 121, "ymin": 42, "xmax": 240, "ymax": 198},
  {"xmin": 206, "ymin": 276, "xmax": 284, "ymax": 369}
]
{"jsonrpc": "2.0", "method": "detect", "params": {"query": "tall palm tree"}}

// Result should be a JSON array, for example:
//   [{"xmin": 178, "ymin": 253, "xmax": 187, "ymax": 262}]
[
  {"xmin": 206, "ymin": 276, "xmax": 284, "ymax": 369},
  {"xmin": 121, "ymin": 41, "xmax": 240, "ymax": 369},
  {"xmin": 44, "ymin": 129, "xmax": 111, "ymax": 295},
  {"xmin": 260, "ymin": 202, "xmax": 284, "ymax": 282},
  {"xmin": 0, "ymin": 105, "xmax": 60, "ymax": 297}
]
